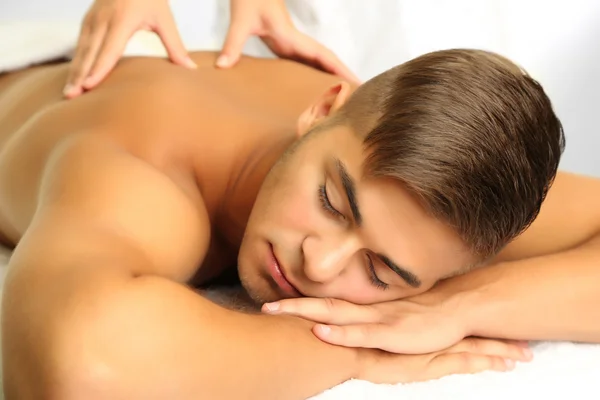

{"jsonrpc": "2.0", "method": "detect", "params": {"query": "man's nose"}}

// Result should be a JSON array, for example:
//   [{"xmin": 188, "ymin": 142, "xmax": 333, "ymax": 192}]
[{"xmin": 301, "ymin": 233, "xmax": 361, "ymax": 283}]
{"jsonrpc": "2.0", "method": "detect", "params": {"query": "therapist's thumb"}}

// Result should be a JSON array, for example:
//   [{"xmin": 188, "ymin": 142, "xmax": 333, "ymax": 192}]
[{"xmin": 217, "ymin": 24, "xmax": 249, "ymax": 68}]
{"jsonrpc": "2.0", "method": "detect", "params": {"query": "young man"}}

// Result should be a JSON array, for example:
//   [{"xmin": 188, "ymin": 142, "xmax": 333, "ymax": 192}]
[{"xmin": 0, "ymin": 50, "xmax": 597, "ymax": 399}]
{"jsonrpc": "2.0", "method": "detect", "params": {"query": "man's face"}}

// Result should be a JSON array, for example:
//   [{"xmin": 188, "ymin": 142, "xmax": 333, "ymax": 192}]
[{"xmin": 237, "ymin": 123, "xmax": 475, "ymax": 305}]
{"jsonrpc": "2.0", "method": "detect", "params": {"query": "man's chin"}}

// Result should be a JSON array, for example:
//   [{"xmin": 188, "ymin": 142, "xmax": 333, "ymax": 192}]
[
  {"xmin": 202, "ymin": 285, "xmax": 260, "ymax": 312},
  {"xmin": 239, "ymin": 274, "xmax": 281, "ymax": 305}
]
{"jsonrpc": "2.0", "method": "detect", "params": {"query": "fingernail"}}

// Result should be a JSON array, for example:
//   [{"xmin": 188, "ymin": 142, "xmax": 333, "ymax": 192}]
[
  {"xmin": 522, "ymin": 348, "xmax": 533, "ymax": 360},
  {"xmin": 63, "ymin": 84, "xmax": 75, "ymax": 96},
  {"xmin": 504, "ymin": 359, "xmax": 515, "ymax": 370},
  {"xmin": 315, "ymin": 324, "xmax": 331, "ymax": 335},
  {"xmin": 185, "ymin": 57, "xmax": 197, "ymax": 69},
  {"xmin": 263, "ymin": 302, "xmax": 280, "ymax": 313},
  {"xmin": 216, "ymin": 55, "xmax": 229, "ymax": 68}
]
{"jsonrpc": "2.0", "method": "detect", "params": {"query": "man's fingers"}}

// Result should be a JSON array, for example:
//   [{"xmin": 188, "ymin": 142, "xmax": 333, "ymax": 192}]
[
  {"xmin": 430, "ymin": 352, "xmax": 515, "ymax": 379},
  {"xmin": 155, "ymin": 11, "xmax": 195, "ymax": 69},
  {"xmin": 83, "ymin": 20, "xmax": 134, "ymax": 90},
  {"xmin": 218, "ymin": 23, "xmax": 251, "ymax": 68},
  {"xmin": 263, "ymin": 297, "xmax": 379, "ymax": 325},
  {"xmin": 445, "ymin": 338, "xmax": 533, "ymax": 363},
  {"xmin": 311, "ymin": 323, "xmax": 388, "ymax": 349},
  {"xmin": 65, "ymin": 19, "xmax": 107, "ymax": 98}
]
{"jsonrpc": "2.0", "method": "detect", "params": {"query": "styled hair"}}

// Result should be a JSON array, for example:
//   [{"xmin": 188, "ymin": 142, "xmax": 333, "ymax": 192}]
[{"xmin": 337, "ymin": 49, "xmax": 565, "ymax": 259}]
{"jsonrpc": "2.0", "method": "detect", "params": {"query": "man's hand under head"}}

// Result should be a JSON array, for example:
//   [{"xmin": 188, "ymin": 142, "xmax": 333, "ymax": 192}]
[{"xmin": 259, "ymin": 296, "xmax": 532, "ymax": 382}]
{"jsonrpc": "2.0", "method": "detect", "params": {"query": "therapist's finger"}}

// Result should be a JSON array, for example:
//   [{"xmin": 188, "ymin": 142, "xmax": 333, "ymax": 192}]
[
  {"xmin": 312, "ymin": 47, "xmax": 360, "ymax": 84},
  {"xmin": 65, "ymin": 16, "xmax": 92, "ymax": 97},
  {"xmin": 65, "ymin": 16, "xmax": 108, "ymax": 98},
  {"xmin": 83, "ymin": 20, "xmax": 135, "ymax": 90},
  {"xmin": 218, "ymin": 21, "xmax": 251, "ymax": 68},
  {"xmin": 154, "ymin": 10, "xmax": 196, "ymax": 69},
  {"xmin": 294, "ymin": 33, "xmax": 360, "ymax": 84}
]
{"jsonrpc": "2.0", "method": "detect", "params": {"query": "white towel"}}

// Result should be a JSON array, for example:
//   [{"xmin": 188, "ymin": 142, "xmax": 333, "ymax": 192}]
[{"xmin": 311, "ymin": 341, "xmax": 600, "ymax": 399}]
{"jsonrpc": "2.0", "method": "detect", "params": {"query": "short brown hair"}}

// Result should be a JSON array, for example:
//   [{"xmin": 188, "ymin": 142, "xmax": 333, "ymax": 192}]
[{"xmin": 338, "ymin": 49, "xmax": 565, "ymax": 260}]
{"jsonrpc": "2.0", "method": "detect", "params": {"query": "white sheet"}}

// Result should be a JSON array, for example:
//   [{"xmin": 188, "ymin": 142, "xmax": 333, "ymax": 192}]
[
  {"xmin": 311, "ymin": 342, "xmax": 600, "ymax": 399},
  {"xmin": 1, "ymin": 1, "xmax": 600, "ymax": 398}
]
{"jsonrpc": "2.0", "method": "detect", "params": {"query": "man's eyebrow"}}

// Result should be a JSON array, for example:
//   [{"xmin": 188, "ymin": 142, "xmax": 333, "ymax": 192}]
[
  {"xmin": 378, "ymin": 254, "xmax": 422, "ymax": 288},
  {"xmin": 334, "ymin": 158, "xmax": 362, "ymax": 225}
]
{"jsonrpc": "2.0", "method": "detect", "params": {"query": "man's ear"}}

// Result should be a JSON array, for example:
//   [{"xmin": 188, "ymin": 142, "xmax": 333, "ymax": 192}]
[{"xmin": 297, "ymin": 82, "xmax": 352, "ymax": 137}]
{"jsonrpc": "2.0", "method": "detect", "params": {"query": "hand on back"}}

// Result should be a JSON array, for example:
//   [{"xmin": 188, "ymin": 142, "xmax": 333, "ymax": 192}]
[
  {"xmin": 219, "ymin": 0, "xmax": 359, "ymax": 83},
  {"xmin": 64, "ymin": 0, "xmax": 359, "ymax": 99},
  {"xmin": 64, "ymin": 0, "xmax": 193, "ymax": 98}
]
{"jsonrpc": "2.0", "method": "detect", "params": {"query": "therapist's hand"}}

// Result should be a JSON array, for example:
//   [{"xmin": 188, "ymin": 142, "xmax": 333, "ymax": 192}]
[
  {"xmin": 64, "ymin": 0, "xmax": 195, "ymax": 99},
  {"xmin": 219, "ymin": 0, "xmax": 360, "ymax": 84}
]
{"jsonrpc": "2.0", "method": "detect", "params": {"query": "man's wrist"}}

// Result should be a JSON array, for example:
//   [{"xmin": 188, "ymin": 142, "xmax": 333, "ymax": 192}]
[
  {"xmin": 443, "ymin": 284, "xmax": 485, "ymax": 337},
  {"xmin": 436, "ymin": 265, "xmax": 509, "ymax": 337},
  {"xmin": 414, "ymin": 271, "xmax": 497, "ymax": 338}
]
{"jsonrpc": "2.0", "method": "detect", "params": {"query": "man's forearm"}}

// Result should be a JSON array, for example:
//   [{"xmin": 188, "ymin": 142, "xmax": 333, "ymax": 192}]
[{"xmin": 431, "ymin": 234, "xmax": 600, "ymax": 342}]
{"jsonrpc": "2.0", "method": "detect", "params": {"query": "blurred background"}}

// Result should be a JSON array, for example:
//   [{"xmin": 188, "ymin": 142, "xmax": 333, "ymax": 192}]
[{"xmin": 1, "ymin": 0, "xmax": 599, "ymax": 176}]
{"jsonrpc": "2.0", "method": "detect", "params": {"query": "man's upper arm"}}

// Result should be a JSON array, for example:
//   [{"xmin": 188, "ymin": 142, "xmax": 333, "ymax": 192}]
[
  {"xmin": 496, "ymin": 171, "xmax": 600, "ymax": 262},
  {"xmin": 29, "ymin": 134, "xmax": 209, "ymax": 281}
]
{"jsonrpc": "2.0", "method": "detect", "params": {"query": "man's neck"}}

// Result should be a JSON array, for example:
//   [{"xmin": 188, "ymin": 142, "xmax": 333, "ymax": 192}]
[{"xmin": 209, "ymin": 124, "xmax": 297, "ymax": 248}]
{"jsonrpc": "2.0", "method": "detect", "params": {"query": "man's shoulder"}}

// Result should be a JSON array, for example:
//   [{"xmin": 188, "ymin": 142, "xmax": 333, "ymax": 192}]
[{"xmin": 36, "ymin": 133, "xmax": 212, "ymax": 281}]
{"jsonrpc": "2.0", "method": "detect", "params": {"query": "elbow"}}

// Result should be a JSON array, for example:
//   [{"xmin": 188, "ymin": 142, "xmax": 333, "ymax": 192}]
[
  {"xmin": 3, "ymin": 321, "xmax": 120, "ymax": 400},
  {"xmin": 56, "ymin": 362, "xmax": 119, "ymax": 400},
  {"xmin": 41, "ymin": 366, "xmax": 117, "ymax": 400},
  {"xmin": 3, "ymin": 275, "xmax": 210, "ymax": 400},
  {"xmin": 44, "ymin": 308, "xmax": 137, "ymax": 400},
  {"xmin": 2, "ymin": 285, "xmax": 128, "ymax": 400}
]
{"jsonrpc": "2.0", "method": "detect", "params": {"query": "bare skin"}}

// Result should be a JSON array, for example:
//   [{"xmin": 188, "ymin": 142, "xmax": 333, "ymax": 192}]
[{"xmin": 0, "ymin": 52, "xmax": 597, "ymax": 399}]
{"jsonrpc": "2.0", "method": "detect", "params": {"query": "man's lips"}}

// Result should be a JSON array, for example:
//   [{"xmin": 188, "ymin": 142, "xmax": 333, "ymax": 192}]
[{"xmin": 268, "ymin": 243, "xmax": 301, "ymax": 298}]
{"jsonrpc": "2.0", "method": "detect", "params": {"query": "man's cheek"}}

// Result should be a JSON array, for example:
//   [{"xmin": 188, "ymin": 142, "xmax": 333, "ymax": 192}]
[{"xmin": 283, "ymin": 192, "xmax": 320, "ymax": 229}]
